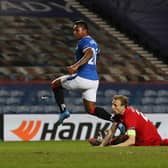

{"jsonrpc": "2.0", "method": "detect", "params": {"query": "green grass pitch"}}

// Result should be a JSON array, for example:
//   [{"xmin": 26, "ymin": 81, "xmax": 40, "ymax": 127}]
[{"xmin": 0, "ymin": 141, "xmax": 168, "ymax": 168}]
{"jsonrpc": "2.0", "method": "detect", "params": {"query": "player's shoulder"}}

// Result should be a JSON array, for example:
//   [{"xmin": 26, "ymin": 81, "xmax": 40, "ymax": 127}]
[
  {"xmin": 125, "ymin": 106, "xmax": 137, "ymax": 115},
  {"xmin": 79, "ymin": 36, "xmax": 97, "ymax": 45}
]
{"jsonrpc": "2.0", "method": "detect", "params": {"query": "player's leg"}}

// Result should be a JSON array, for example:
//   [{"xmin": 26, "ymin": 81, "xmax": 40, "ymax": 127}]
[
  {"xmin": 51, "ymin": 74, "xmax": 83, "ymax": 125},
  {"xmin": 51, "ymin": 76, "xmax": 66, "ymax": 112},
  {"xmin": 51, "ymin": 75, "xmax": 70, "ymax": 124},
  {"xmin": 82, "ymin": 81, "xmax": 113, "ymax": 121},
  {"xmin": 161, "ymin": 138, "xmax": 168, "ymax": 146},
  {"xmin": 83, "ymin": 99, "xmax": 113, "ymax": 121}
]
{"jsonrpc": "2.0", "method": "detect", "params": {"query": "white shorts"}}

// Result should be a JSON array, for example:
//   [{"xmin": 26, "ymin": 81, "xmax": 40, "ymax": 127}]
[{"xmin": 60, "ymin": 74, "xmax": 99, "ymax": 102}]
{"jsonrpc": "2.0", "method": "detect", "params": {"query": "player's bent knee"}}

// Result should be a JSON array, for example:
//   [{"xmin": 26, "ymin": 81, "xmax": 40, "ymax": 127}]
[
  {"xmin": 86, "ymin": 104, "xmax": 96, "ymax": 114},
  {"xmin": 51, "ymin": 78, "xmax": 61, "ymax": 90},
  {"xmin": 83, "ymin": 99, "xmax": 96, "ymax": 114},
  {"xmin": 89, "ymin": 106, "xmax": 96, "ymax": 115}
]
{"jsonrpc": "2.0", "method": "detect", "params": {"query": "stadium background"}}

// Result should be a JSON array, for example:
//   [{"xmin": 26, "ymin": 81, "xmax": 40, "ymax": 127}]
[{"xmin": 0, "ymin": 0, "xmax": 168, "ymax": 142}]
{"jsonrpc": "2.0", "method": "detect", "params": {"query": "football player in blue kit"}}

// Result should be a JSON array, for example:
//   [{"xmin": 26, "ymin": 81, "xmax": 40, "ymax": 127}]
[{"xmin": 51, "ymin": 20, "xmax": 113, "ymax": 125}]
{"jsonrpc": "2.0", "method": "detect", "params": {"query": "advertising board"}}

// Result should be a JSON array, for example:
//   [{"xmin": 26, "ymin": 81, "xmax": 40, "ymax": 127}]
[{"xmin": 3, "ymin": 114, "xmax": 168, "ymax": 141}]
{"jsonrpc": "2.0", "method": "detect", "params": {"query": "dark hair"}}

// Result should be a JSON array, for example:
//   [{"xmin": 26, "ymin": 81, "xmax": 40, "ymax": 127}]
[
  {"xmin": 74, "ymin": 20, "xmax": 88, "ymax": 30},
  {"xmin": 113, "ymin": 95, "xmax": 128, "ymax": 107}
]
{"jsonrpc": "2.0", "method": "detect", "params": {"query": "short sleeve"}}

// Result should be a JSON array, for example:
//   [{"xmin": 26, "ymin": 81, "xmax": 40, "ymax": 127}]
[
  {"xmin": 78, "ymin": 38, "xmax": 93, "ymax": 52},
  {"xmin": 124, "ymin": 109, "xmax": 137, "ymax": 130}
]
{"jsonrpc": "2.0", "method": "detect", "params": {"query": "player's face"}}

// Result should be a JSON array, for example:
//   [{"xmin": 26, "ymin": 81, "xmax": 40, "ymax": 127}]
[
  {"xmin": 112, "ymin": 99, "xmax": 125, "ymax": 115},
  {"xmin": 73, "ymin": 25, "xmax": 87, "ymax": 39}
]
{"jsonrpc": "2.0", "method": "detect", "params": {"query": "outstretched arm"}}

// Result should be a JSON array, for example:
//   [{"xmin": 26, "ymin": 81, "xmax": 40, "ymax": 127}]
[
  {"xmin": 112, "ymin": 135, "xmax": 135, "ymax": 147},
  {"xmin": 99, "ymin": 122, "xmax": 118, "ymax": 147},
  {"xmin": 67, "ymin": 48, "xmax": 93, "ymax": 74},
  {"xmin": 112, "ymin": 129, "xmax": 136, "ymax": 147}
]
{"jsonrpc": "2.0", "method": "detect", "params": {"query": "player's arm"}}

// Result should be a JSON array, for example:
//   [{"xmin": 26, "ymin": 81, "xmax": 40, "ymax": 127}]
[
  {"xmin": 99, "ymin": 122, "xmax": 118, "ymax": 147},
  {"xmin": 67, "ymin": 48, "xmax": 93, "ymax": 74},
  {"xmin": 112, "ymin": 129, "xmax": 136, "ymax": 147}
]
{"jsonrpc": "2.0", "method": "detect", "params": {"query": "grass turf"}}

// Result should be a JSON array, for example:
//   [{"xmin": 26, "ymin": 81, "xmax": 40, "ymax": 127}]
[{"xmin": 0, "ymin": 141, "xmax": 168, "ymax": 168}]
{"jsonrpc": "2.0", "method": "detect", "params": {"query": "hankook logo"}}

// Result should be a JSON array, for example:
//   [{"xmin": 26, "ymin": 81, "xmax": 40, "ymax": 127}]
[{"xmin": 11, "ymin": 120, "xmax": 41, "ymax": 141}]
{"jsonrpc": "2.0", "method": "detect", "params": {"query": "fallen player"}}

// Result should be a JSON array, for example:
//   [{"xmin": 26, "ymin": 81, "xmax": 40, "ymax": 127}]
[{"xmin": 89, "ymin": 95, "xmax": 168, "ymax": 147}]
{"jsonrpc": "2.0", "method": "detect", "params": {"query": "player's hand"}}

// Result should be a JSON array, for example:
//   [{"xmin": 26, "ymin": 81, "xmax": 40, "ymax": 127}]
[
  {"xmin": 105, "ymin": 129, "xmax": 111, "ymax": 135},
  {"xmin": 67, "ymin": 65, "xmax": 78, "ymax": 74}
]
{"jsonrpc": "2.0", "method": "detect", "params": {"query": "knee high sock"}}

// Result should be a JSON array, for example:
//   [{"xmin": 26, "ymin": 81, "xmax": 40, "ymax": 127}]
[
  {"xmin": 91, "ymin": 107, "xmax": 113, "ymax": 122},
  {"xmin": 52, "ymin": 85, "xmax": 66, "ymax": 113}
]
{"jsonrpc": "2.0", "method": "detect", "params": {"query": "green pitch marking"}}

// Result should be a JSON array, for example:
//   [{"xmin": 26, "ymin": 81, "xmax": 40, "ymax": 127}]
[{"xmin": 0, "ymin": 141, "xmax": 168, "ymax": 168}]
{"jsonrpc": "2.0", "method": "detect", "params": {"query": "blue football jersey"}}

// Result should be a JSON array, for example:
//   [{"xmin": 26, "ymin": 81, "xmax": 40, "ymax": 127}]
[{"xmin": 75, "ymin": 36, "xmax": 99, "ymax": 80}]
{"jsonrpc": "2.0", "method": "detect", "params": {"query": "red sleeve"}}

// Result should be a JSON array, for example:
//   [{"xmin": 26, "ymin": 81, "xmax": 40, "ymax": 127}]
[{"xmin": 124, "ymin": 107, "xmax": 137, "ymax": 130}]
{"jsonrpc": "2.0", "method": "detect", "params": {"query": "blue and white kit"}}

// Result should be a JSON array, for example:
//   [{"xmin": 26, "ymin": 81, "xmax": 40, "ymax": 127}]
[{"xmin": 61, "ymin": 36, "xmax": 99, "ymax": 102}]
